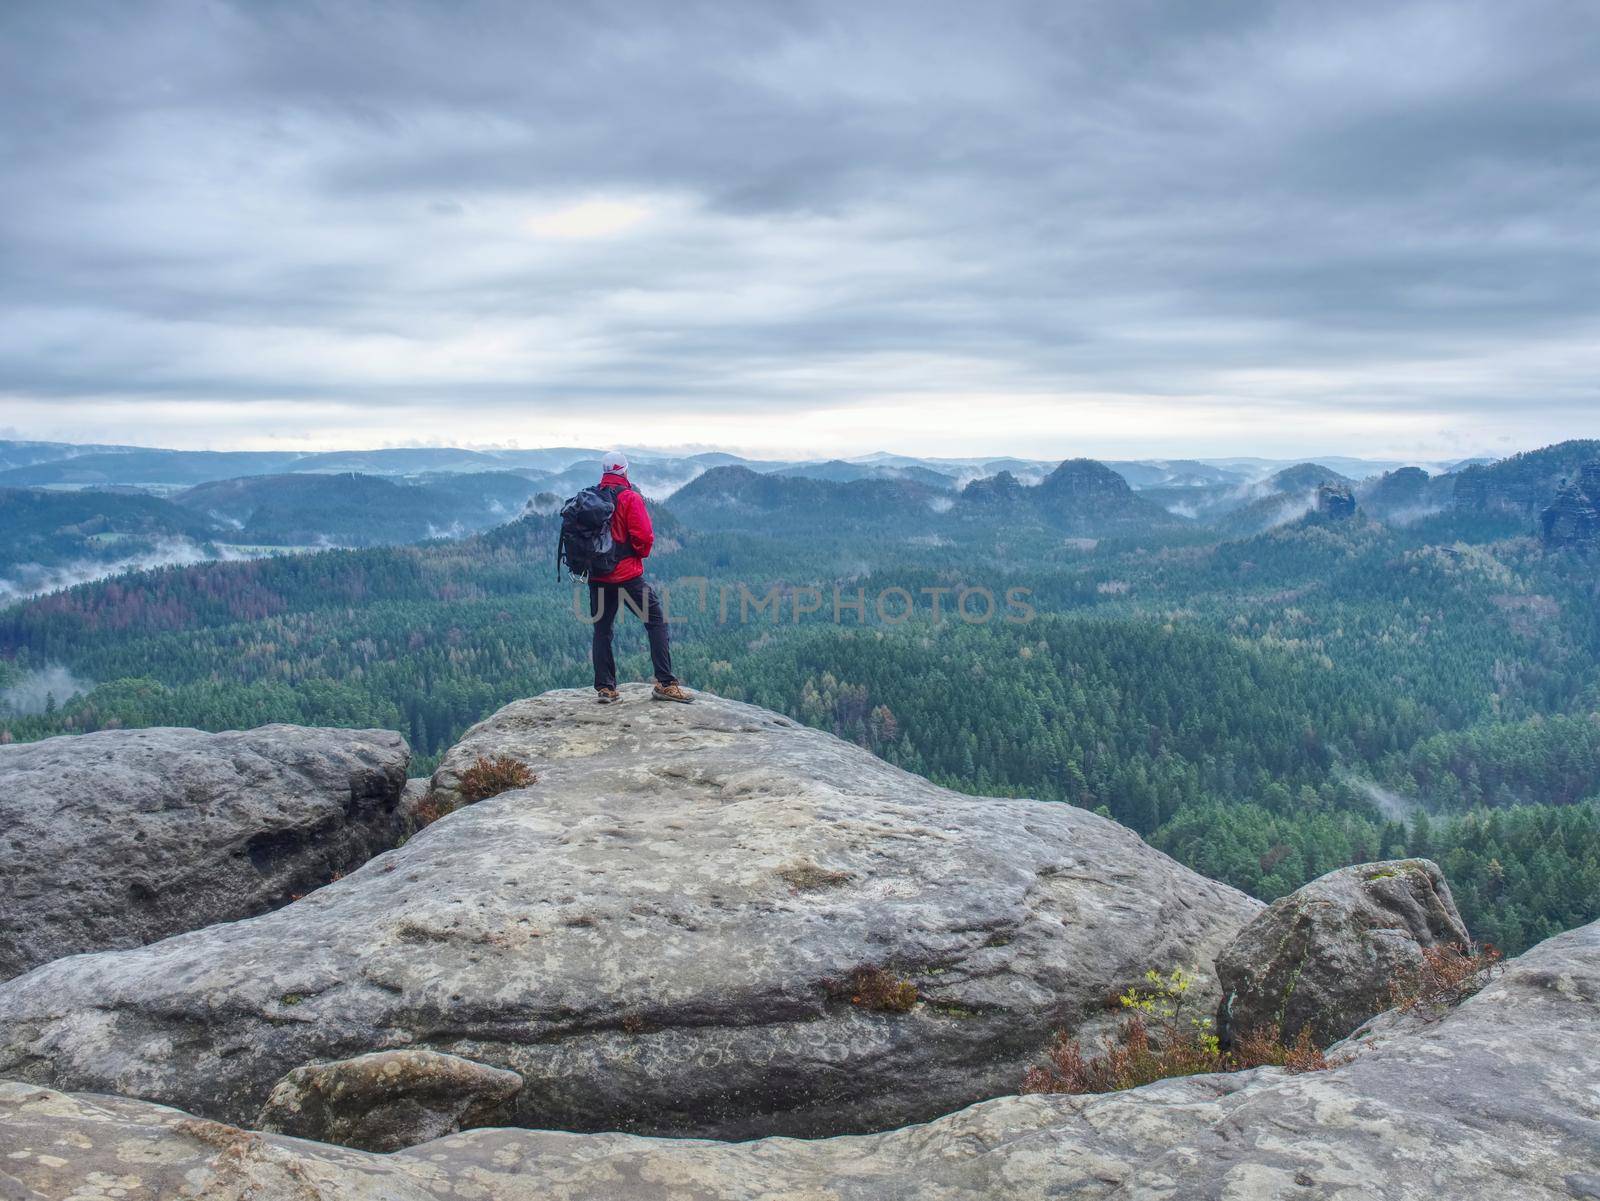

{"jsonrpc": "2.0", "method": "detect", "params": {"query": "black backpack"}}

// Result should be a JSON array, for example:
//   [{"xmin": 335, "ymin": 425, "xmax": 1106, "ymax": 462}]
[{"xmin": 556, "ymin": 484, "xmax": 632, "ymax": 580}]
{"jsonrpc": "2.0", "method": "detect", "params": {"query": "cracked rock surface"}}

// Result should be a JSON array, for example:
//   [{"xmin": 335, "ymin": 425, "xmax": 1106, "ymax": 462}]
[{"xmin": 0, "ymin": 686, "xmax": 1257, "ymax": 1138}]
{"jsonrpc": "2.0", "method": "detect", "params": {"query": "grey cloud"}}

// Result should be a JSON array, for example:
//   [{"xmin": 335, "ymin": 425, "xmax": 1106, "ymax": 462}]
[{"xmin": 1, "ymin": 0, "xmax": 1599, "ymax": 450}]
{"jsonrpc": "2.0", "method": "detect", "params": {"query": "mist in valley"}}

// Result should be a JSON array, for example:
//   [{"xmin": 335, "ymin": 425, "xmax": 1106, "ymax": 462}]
[{"xmin": 1, "ymin": 664, "xmax": 94, "ymax": 716}]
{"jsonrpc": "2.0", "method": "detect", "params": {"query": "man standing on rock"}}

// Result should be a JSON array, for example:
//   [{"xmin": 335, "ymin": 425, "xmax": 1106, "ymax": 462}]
[{"xmin": 587, "ymin": 451, "xmax": 693, "ymax": 705}]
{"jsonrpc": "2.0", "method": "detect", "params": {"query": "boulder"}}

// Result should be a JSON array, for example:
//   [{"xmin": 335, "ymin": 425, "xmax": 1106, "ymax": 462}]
[
  {"xmin": 0, "ymin": 724, "xmax": 410, "ymax": 981},
  {"xmin": 256, "ymin": 1049, "xmax": 523, "ymax": 1152},
  {"xmin": 2, "ymin": 918, "xmax": 1595, "ymax": 1200},
  {"xmin": 0, "ymin": 686, "xmax": 1259, "ymax": 1139},
  {"xmin": 1215, "ymin": 858, "xmax": 1470, "ymax": 1047}
]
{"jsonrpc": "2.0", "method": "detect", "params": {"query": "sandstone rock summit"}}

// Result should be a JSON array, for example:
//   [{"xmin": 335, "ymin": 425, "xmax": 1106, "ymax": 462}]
[
  {"xmin": 1540, "ymin": 461, "xmax": 1600, "ymax": 553},
  {"xmin": 0, "ymin": 723, "xmax": 410, "ymax": 981},
  {"xmin": 0, "ymin": 686, "xmax": 1259, "ymax": 1139}
]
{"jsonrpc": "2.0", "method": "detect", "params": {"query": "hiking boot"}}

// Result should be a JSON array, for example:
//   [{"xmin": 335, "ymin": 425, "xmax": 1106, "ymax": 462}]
[
  {"xmin": 596, "ymin": 686, "xmax": 621, "ymax": 705},
  {"xmin": 652, "ymin": 681, "xmax": 693, "ymax": 704}
]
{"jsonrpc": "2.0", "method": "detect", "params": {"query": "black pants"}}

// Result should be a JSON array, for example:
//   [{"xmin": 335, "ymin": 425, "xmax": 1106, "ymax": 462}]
[{"xmin": 589, "ymin": 577, "xmax": 675, "ymax": 688}]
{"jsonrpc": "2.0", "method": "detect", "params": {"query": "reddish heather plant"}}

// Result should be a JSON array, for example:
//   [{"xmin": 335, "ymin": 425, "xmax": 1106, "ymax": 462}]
[
  {"xmin": 410, "ymin": 797, "xmax": 447, "ymax": 830},
  {"xmin": 847, "ymin": 967, "xmax": 919, "ymax": 1013},
  {"xmin": 1390, "ymin": 942, "xmax": 1502, "ymax": 1018},
  {"xmin": 1231, "ymin": 1022, "xmax": 1330, "ymax": 1073},
  {"xmin": 1022, "ymin": 1016, "xmax": 1331, "ymax": 1095},
  {"xmin": 1023, "ymin": 965, "xmax": 1333, "ymax": 1096},
  {"xmin": 457, "ymin": 754, "xmax": 536, "ymax": 804}
]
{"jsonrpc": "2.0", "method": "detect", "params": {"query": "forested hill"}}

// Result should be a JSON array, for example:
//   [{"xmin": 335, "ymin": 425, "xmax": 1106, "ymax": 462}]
[
  {"xmin": 171, "ymin": 471, "xmax": 537, "ymax": 546},
  {"xmin": 1454, "ymin": 440, "xmax": 1600, "ymax": 515},
  {"xmin": 0, "ymin": 487, "xmax": 220, "ymax": 579},
  {"xmin": 2, "ymin": 446, "xmax": 1599, "ymax": 954}
]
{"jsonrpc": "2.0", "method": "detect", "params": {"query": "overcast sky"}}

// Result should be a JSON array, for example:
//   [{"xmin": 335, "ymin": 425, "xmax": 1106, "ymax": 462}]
[{"xmin": 1, "ymin": 0, "xmax": 1597, "ymax": 460}]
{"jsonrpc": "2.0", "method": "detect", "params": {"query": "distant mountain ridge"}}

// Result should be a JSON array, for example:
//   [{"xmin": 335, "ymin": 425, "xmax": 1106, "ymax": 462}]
[
  {"xmin": 0, "ymin": 438, "xmax": 1481, "ymax": 496},
  {"xmin": 0, "ymin": 439, "xmax": 152, "ymax": 471},
  {"xmin": 673, "ymin": 457, "xmax": 1185, "ymax": 538},
  {"xmin": 5, "ymin": 439, "xmax": 1591, "ymax": 601},
  {"xmin": 776, "ymin": 459, "xmax": 960, "ymax": 489},
  {"xmin": 1027, "ymin": 458, "xmax": 1186, "ymax": 532},
  {"xmin": 665, "ymin": 465, "xmax": 946, "ymax": 534},
  {"xmin": 0, "ymin": 449, "xmax": 310, "ymax": 488}
]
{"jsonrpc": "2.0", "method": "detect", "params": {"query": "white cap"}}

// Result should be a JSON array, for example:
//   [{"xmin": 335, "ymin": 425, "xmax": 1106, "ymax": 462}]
[{"xmin": 600, "ymin": 450, "xmax": 629, "ymax": 475}]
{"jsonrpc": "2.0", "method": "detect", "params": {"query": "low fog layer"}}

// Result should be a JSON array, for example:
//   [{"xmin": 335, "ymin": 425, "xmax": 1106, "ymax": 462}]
[
  {"xmin": 0, "ymin": 539, "xmax": 265, "ymax": 604},
  {"xmin": 1, "ymin": 665, "xmax": 94, "ymax": 716}
]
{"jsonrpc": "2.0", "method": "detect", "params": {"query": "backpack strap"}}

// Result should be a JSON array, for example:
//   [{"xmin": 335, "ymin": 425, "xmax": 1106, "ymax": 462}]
[{"xmin": 605, "ymin": 485, "xmax": 632, "ymax": 556}]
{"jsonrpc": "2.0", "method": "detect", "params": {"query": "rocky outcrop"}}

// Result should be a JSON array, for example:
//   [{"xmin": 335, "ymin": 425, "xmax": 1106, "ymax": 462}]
[
  {"xmin": 1359, "ymin": 466, "xmax": 1455, "ymax": 525},
  {"xmin": 666, "ymin": 465, "xmax": 943, "ymax": 534},
  {"xmin": 3, "ymin": 918, "xmax": 1594, "ymax": 1200},
  {"xmin": 0, "ymin": 724, "xmax": 410, "ymax": 981},
  {"xmin": 957, "ymin": 460, "xmax": 1179, "ymax": 533},
  {"xmin": 957, "ymin": 468, "xmax": 1029, "ymax": 507},
  {"xmin": 1454, "ymin": 438, "xmax": 1600, "ymax": 517},
  {"xmin": 398, "ymin": 775, "xmax": 434, "ymax": 832},
  {"xmin": 1315, "ymin": 481, "xmax": 1357, "ymax": 520},
  {"xmin": 1216, "ymin": 859, "xmax": 1470, "ymax": 1046},
  {"xmin": 1364, "ymin": 464, "xmax": 1430, "ymax": 508},
  {"xmin": 0, "ymin": 687, "xmax": 1259, "ymax": 1139},
  {"xmin": 256, "ymin": 1049, "xmax": 523, "ymax": 1152},
  {"xmin": 1540, "ymin": 461, "xmax": 1600, "ymax": 553}
]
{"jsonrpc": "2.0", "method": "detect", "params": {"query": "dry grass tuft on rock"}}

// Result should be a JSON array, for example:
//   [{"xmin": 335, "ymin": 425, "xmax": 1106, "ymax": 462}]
[
  {"xmin": 457, "ymin": 754, "xmax": 536, "ymax": 804},
  {"xmin": 777, "ymin": 860, "xmax": 852, "ymax": 890},
  {"xmin": 847, "ymin": 967, "xmax": 919, "ymax": 1013}
]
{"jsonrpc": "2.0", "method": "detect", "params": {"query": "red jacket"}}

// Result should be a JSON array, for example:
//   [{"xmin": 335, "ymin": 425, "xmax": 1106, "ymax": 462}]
[{"xmin": 591, "ymin": 472, "xmax": 652, "ymax": 584}]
